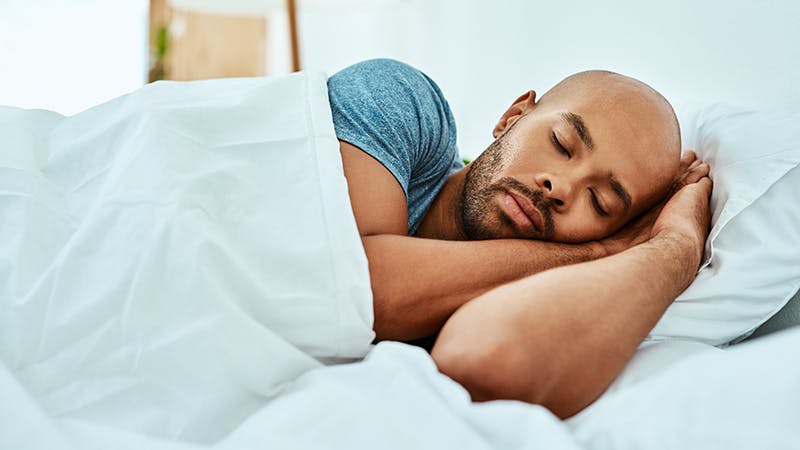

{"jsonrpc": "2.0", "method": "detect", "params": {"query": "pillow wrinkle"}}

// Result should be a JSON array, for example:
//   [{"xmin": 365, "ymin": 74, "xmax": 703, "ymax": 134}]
[{"xmin": 649, "ymin": 103, "xmax": 800, "ymax": 345}]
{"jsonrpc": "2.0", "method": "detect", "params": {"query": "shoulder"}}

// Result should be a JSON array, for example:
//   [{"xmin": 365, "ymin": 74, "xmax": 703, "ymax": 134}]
[
  {"xmin": 328, "ymin": 58, "xmax": 434, "ymax": 96},
  {"xmin": 328, "ymin": 59, "xmax": 462, "ymax": 235},
  {"xmin": 327, "ymin": 59, "xmax": 453, "ymax": 139},
  {"xmin": 327, "ymin": 58, "xmax": 458, "ymax": 182}
]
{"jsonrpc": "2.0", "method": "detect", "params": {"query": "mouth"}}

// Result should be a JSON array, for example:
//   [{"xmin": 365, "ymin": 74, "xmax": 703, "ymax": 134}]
[{"xmin": 502, "ymin": 190, "xmax": 544, "ymax": 236}]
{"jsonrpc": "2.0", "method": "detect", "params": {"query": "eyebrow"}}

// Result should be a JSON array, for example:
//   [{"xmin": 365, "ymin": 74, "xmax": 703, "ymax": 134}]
[
  {"xmin": 562, "ymin": 112, "xmax": 594, "ymax": 150},
  {"xmin": 610, "ymin": 177, "xmax": 632, "ymax": 214}
]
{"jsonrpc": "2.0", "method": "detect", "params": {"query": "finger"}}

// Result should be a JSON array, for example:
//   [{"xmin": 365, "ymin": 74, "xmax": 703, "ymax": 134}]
[
  {"xmin": 675, "ymin": 159, "xmax": 709, "ymax": 189},
  {"xmin": 679, "ymin": 160, "xmax": 701, "ymax": 179},
  {"xmin": 696, "ymin": 176, "xmax": 713, "ymax": 197},
  {"xmin": 682, "ymin": 163, "xmax": 710, "ymax": 185},
  {"xmin": 679, "ymin": 151, "xmax": 697, "ymax": 171},
  {"xmin": 675, "ymin": 156, "xmax": 704, "ymax": 184}
]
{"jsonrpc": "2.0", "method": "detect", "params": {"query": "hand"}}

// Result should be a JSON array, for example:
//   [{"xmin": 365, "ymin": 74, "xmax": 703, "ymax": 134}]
[
  {"xmin": 651, "ymin": 172, "xmax": 713, "ymax": 271},
  {"xmin": 599, "ymin": 151, "xmax": 710, "ymax": 256},
  {"xmin": 669, "ymin": 150, "xmax": 710, "ymax": 196}
]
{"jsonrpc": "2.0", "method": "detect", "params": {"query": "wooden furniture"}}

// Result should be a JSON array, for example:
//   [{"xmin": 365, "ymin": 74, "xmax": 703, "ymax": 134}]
[{"xmin": 148, "ymin": 0, "xmax": 300, "ymax": 82}]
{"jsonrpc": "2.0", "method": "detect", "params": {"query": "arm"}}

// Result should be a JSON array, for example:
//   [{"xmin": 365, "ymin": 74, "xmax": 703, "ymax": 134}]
[
  {"xmin": 341, "ymin": 141, "xmax": 607, "ymax": 341},
  {"xmin": 365, "ymin": 234, "xmax": 605, "ymax": 341},
  {"xmin": 430, "ymin": 175, "xmax": 712, "ymax": 418}
]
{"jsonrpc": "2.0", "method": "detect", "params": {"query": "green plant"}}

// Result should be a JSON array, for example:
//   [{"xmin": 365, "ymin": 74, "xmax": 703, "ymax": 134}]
[
  {"xmin": 154, "ymin": 25, "xmax": 169, "ymax": 60},
  {"xmin": 149, "ymin": 24, "xmax": 170, "ymax": 82}
]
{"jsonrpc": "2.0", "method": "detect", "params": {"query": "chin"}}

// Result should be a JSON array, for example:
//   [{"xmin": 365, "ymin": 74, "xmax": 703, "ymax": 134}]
[
  {"xmin": 462, "ymin": 216, "xmax": 512, "ymax": 240},
  {"xmin": 487, "ymin": 216, "xmax": 538, "ymax": 240},
  {"xmin": 553, "ymin": 232, "xmax": 600, "ymax": 244}
]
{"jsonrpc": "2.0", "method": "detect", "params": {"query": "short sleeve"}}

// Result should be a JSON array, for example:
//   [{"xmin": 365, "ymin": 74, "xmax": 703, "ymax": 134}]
[{"xmin": 327, "ymin": 59, "xmax": 462, "ymax": 234}]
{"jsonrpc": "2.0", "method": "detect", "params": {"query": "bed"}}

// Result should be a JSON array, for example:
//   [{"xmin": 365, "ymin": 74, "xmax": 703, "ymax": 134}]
[{"xmin": 1, "ymin": 69, "xmax": 798, "ymax": 450}]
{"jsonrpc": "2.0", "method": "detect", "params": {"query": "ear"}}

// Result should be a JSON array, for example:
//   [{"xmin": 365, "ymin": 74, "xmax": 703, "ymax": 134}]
[{"xmin": 492, "ymin": 90, "xmax": 537, "ymax": 138}]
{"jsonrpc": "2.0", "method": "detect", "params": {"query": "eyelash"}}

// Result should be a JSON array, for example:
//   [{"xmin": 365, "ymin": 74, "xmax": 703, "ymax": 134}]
[
  {"xmin": 589, "ymin": 189, "xmax": 609, "ymax": 217},
  {"xmin": 550, "ymin": 132, "xmax": 571, "ymax": 159}
]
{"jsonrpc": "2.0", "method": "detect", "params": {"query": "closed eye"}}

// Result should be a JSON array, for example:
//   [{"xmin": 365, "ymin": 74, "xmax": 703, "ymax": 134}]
[
  {"xmin": 589, "ymin": 189, "xmax": 609, "ymax": 217},
  {"xmin": 550, "ymin": 131, "xmax": 571, "ymax": 159}
]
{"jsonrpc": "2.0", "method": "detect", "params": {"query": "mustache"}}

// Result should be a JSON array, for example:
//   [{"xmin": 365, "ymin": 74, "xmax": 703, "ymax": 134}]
[{"xmin": 495, "ymin": 177, "xmax": 556, "ymax": 239}]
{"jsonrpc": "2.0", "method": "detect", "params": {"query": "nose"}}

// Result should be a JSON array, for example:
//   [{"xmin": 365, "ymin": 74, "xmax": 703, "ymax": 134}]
[{"xmin": 535, "ymin": 173, "xmax": 571, "ymax": 208}]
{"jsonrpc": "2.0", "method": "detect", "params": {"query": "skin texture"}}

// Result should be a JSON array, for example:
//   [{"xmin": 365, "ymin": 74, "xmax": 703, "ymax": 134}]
[{"xmin": 338, "ymin": 69, "xmax": 712, "ymax": 417}]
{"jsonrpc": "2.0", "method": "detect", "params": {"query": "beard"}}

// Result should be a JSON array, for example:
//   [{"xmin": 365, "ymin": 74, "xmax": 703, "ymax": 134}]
[{"xmin": 459, "ymin": 135, "xmax": 556, "ymax": 241}]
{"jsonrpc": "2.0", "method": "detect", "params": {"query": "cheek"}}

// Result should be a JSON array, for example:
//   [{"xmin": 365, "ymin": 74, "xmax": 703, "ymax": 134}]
[{"xmin": 553, "ymin": 211, "xmax": 613, "ymax": 243}]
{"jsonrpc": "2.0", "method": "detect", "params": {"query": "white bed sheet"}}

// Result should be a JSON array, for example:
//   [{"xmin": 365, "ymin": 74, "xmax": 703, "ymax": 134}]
[
  {"xmin": 4, "ymin": 330, "xmax": 800, "ymax": 450},
  {"xmin": 569, "ymin": 328, "xmax": 800, "ymax": 449},
  {"xmin": 0, "ymin": 71, "xmax": 374, "ymax": 444}
]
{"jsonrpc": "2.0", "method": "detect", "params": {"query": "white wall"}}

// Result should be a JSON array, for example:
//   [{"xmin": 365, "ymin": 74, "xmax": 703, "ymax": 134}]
[
  {"xmin": 0, "ymin": 0, "xmax": 149, "ymax": 115},
  {"xmin": 1, "ymin": 0, "xmax": 798, "ymax": 156},
  {"xmin": 296, "ymin": 0, "xmax": 800, "ymax": 158}
]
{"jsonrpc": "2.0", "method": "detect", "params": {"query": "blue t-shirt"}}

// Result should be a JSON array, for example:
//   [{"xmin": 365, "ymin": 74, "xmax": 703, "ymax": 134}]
[{"xmin": 327, "ymin": 59, "xmax": 464, "ymax": 236}]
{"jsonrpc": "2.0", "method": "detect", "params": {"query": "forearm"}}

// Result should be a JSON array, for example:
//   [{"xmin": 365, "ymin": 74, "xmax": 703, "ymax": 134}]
[
  {"xmin": 363, "ymin": 234, "xmax": 606, "ymax": 341},
  {"xmin": 431, "ymin": 232, "xmax": 699, "ymax": 418}
]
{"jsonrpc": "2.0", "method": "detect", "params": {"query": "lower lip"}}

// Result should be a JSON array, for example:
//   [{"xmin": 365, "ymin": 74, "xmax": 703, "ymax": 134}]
[{"xmin": 503, "ymin": 193, "xmax": 535, "ymax": 232}]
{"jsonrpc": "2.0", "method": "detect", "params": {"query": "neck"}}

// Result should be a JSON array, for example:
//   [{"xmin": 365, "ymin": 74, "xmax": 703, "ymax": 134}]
[{"xmin": 417, "ymin": 167, "xmax": 469, "ymax": 240}]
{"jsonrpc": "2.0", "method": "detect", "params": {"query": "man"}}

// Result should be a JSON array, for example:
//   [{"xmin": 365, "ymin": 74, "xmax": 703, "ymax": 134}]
[{"xmin": 329, "ymin": 59, "xmax": 711, "ymax": 418}]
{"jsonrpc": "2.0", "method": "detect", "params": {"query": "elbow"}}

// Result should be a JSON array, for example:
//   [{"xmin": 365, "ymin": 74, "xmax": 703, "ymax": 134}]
[
  {"xmin": 371, "ymin": 290, "xmax": 446, "ymax": 342},
  {"xmin": 370, "ymin": 286, "xmax": 408, "ymax": 341},
  {"xmin": 372, "ymin": 293, "xmax": 419, "ymax": 342},
  {"xmin": 431, "ymin": 334, "xmax": 591, "ymax": 419},
  {"xmin": 431, "ymin": 334, "xmax": 549, "ymax": 405}
]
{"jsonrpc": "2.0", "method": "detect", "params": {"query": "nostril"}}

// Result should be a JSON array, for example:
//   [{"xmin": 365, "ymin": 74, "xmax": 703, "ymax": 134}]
[
  {"xmin": 553, "ymin": 198, "xmax": 564, "ymax": 207},
  {"xmin": 543, "ymin": 180, "xmax": 552, "ymax": 190}
]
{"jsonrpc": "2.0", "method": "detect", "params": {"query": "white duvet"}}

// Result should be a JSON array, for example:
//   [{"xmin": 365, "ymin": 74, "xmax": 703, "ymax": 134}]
[{"xmin": 1, "ymin": 72, "xmax": 798, "ymax": 450}]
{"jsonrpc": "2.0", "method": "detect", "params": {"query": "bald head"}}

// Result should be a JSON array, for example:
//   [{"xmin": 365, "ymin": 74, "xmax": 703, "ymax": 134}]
[{"xmin": 540, "ymin": 70, "xmax": 681, "ymax": 159}]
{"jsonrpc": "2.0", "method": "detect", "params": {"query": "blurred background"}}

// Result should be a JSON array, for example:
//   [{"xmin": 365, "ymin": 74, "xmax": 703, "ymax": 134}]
[{"xmin": 1, "ymin": 0, "xmax": 798, "ymax": 159}]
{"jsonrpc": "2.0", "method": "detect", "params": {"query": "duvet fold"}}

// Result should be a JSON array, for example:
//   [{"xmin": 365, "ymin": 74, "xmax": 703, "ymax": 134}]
[{"xmin": 0, "ymin": 72, "xmax": 373, "ymax": 442}]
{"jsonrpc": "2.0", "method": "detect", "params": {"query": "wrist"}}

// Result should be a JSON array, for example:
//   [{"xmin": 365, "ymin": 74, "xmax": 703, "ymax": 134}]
[
  {"xmin": 593, "ymin": 240, "xmax": 612, "ymax": 258},
  {"xmin": 650, "ymin": 231, "xmax": 704, "ymax": 281}
]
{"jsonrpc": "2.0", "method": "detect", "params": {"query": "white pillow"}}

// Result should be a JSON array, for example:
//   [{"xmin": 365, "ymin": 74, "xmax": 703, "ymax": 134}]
[{"xmin": 647, "ymin": 103, "xmax": 800, "ymax": 345}]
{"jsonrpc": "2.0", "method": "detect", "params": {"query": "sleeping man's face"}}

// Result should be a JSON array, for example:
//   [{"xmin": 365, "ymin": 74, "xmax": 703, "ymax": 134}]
[{"xmin": 460, "ymin": 71, "xmax": 682, "ymax": 243}]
